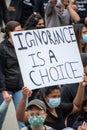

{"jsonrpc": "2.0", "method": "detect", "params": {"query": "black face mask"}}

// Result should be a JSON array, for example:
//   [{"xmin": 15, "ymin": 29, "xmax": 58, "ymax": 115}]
[{"xmin": 36, "ymin": 26, "xmax": 45, "ymax": 29}]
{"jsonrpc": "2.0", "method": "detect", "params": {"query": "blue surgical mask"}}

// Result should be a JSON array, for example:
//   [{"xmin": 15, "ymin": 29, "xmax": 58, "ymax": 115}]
[
  {"xmin": 82, "ymin": 34, "xmax": 87, "ymax": 44},
  {"xmin": 47, "ymin": 98, "xmax": 61, "ymax": 108},
  {"xmin": 28, "ymin": 115, "xmax": 46, "ymax": 128}
]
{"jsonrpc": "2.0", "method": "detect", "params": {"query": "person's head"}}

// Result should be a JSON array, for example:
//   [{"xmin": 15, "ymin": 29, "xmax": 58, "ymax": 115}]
[
  {"xmin": 27, "ymin": 99, "xmax": 47, "ymax": 128},
  {"xmin": 73, "ymin": 23, "xmax": 87, "ymax": 53},
  {"xmin": 61, "ymin": 0, "xmax": 69, "ymax": 6},
  {"xmin": 56, "ymin": 0, "xmax": 64, "ymax": 7},
  {"xmin": 24, "ymin": 14, "xmax": 45, "ymax": 30},
  {"xmin": 41, "ymin": 85, "xmax": 61, "ymax": 109},
  {"xmin": 4, "ymin": 20, "xmax": 22, "ymax": 39}
]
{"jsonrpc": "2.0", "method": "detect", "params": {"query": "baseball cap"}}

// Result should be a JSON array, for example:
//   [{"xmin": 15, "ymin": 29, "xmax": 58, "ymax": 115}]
[{"xmin": 27, "ymin": 99, "xmax": 46, "ymax": 112}]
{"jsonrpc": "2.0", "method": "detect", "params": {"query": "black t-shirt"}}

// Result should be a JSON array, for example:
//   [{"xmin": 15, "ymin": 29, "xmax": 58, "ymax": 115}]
[
  {"xmin": 34, "ymin": 0, "xmax": 48, "ymax": 18},
  {"xmin": 45, "ymin": 104, "xmax": 73, "ymax": 130},
  {"xmin": 7, "ymin": 0, "xmax": 23, "ymax": 22},
  {"xmin": 76, "ymin": 1, "xmax": 87, "ymax": 23},
  {"xmin": 20, "ymin": 0, "xmax": 35, "ymax": 27},
  {"xmin": 0, "ymin": 0, "xmax": 9, "ymax": 27},
  {"xmin": 61, "ymin": 83, "xmax": 78, "ymax": 103}
]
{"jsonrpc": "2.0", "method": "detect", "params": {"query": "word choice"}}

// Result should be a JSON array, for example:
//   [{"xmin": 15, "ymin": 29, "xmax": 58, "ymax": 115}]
[{"xmin": 29, "ymin": 61, "xmax": 82, "ymax": 86}]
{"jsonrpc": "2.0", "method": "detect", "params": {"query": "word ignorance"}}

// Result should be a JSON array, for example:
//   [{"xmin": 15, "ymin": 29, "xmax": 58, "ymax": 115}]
[{"xmin": 14, "ymin": 26, "xmax": 76, "ymax": 50}]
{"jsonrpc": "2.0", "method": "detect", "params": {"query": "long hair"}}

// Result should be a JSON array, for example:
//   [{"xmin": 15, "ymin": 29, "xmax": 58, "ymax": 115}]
[
  {"xmin": 35, "ymin": 85, "xmax": 61, "ymax": 107},
  {"xmin": 24, "ymin": 14, "xmax": 43, "ymax": 30},
  {"xmin": 73, "ymin": 23, "xmax": 87, "ymax": 52},
  {"xmin": 4, "ymin": 20, "xmax": 21, "ymax": 39}
]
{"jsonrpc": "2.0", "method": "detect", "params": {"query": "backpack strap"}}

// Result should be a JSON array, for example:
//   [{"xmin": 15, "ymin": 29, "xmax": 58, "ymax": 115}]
[{"xmin": 45, "ymin": 125, "xmax": 56, "ymax": 130}]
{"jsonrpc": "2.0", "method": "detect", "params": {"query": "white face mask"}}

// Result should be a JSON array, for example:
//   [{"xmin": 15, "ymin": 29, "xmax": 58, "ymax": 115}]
[
  {"xmin": 47, "ymin": 98, "xmax": 61, "ymax": 108},
  {"xmin": 56, "ymin": 0, "xmax": 63, "ymax": 7}
]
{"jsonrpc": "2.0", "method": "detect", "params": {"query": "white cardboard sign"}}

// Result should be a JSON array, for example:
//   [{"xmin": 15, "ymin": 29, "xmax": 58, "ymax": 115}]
[{"xmin": 11, "ymin": 25, "xmax": 84, "ymax": 90}]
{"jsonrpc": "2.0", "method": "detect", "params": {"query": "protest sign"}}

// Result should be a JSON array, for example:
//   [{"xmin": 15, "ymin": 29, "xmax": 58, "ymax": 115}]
[{"xmin": 11, "ymin": 25, "xmax": 83, "ymax": 90}]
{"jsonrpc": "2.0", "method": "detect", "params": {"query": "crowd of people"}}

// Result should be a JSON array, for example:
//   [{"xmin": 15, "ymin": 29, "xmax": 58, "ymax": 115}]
[{"xmin": 0, "ymin": 0, "xmax": 87, "ymax": 130}]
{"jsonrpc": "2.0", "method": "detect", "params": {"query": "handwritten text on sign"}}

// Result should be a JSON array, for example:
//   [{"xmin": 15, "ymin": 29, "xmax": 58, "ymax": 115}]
[{"xmin": 11, "ymin": 26, "xmax": 83, "ymax": 90}]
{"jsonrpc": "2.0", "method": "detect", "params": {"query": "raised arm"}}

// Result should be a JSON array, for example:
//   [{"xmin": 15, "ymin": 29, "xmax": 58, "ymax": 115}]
[
  {"xmin": 72, "ymin": 73, "xmax": 87, "ymax": 113},
  {"xmin": 16, "ymin": 86, "xmax": 32, "ymax": 122},
  {"xmin": 62, "ymin": 0, "xmax": 80, "ymax": 23},
  {"xmin": 45, "ymin": 0, "xmax": 57, "ymax": 16}
]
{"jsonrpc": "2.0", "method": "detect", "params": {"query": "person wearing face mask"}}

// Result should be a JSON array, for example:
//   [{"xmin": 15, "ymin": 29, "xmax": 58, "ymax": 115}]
[
  {"xmin": 24, "ymin": 13, "xmax": 45, "ymax": 30},
  {"xmin": 80, "ymin": 24, "xmax": 87, "ymax": 53},
  {"xmin": 17, "ymin": 87, "xmax": 55, "ymax": 130},
  {"xmin": 35, "ymin": 85, "xmax": 86, "ymax": 130},
  {"xmin": 73, "ymin": 23, "xmax": 87, "ymax": 53},
  {"xmin": 17, "ymin": 80, "xmax": 87, "ymax": 130},
  {"xmin": 45, "ymin": 0, "xmax": 80, "ymax": 28}
]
